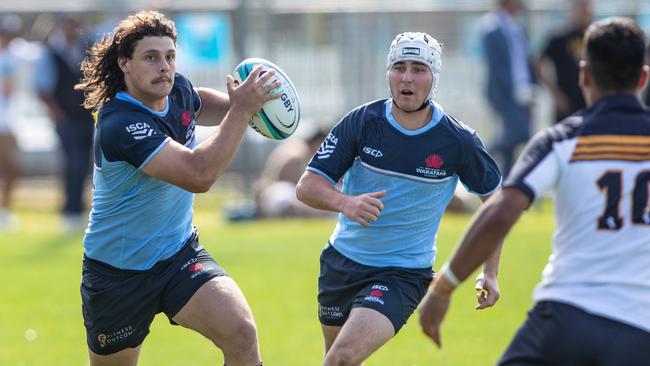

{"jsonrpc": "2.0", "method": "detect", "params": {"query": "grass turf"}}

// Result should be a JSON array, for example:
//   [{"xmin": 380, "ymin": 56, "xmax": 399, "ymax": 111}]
[{"xmin": 0, "ymin": 190, "xmax": 553, "ymax": 365}]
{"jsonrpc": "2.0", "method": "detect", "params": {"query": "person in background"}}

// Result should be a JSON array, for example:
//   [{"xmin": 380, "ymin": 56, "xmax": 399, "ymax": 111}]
[
  {"xmin": 296, "ymin": 31, "xmax": 502, "ymax": 366},
  {"xmin": 481, "ymin": 0, "xmax": 536, "ymax": 177},
  {"xmin": 537, "ymin": 0, "xmax": 593, "ymax": 123},
  {"xmin": 254, "ymin": 128, "xmax": 329, "ymax": 218},
  {"xmin": 420, "ymin": 17, "xmax": 650, "ymax": 366},
  {"xmin": 0, "ymin": 14, "xmax": 22, "ymax": 230},
  {"xmin": 36, "ymin": 14, "xmax": 93, "ymax": 231}
]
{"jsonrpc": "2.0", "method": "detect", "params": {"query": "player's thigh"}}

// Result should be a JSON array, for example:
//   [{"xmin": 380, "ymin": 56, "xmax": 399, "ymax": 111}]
[
  {"xmin": 321, "ymin": 324, "xmax": 342, "ymax": 353},
  {"xmin": 326, "ymin": 308, "xmax": 394, "ymax": 363},
  {"xmin": 172, "ymin": 276, "xmax": 257, "ymax": 343},
  {"xmin": 89, "ymin": 345, "xmax": 141, "ymax": 366}
]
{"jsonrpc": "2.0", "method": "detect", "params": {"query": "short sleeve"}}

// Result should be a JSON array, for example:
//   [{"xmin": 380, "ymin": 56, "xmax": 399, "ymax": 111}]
[
  {"xmin": 306, "ymin": 110, "xmax": 362, "ymax": 184},
  {"xmin": 503, "ymin": 128, "xmax": 562, "ymax": 204},
  {"xmin": 458, "ymin": 131, "xmax": 502, "ymax": 195},
  {"xmin": 100, "ymin": 113, "xmax": 170, "ymax": 169}
]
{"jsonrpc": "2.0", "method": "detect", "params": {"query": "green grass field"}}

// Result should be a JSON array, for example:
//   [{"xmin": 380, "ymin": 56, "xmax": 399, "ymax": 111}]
[{"xmin": 0, "ymin": 187, "xmax": 554, "ymax": 365}]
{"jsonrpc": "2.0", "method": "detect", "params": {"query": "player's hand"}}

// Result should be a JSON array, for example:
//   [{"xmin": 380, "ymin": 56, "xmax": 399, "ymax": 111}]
[
  {"xmin": 340, "ymin": 191, "xmax": 386, "ymax": 227},
  {"xmin": 475, "ymin": 272, "xmax": 500, "ymax": 309},
  {"xmin": 226, "ymin": 64, "xmax": 281, "ymax": 118},
  {"xmin": 419, "ymin": 287, "xmax": 451, "ymax": 348}
]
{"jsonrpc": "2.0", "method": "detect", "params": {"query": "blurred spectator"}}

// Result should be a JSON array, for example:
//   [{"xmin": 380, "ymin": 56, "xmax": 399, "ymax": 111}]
[
  {"xmin": 537, "ymin": 0, "xmax": 593, "ymax": 123},
  {"xmin": 480, "ymin": 0, "xmax": 536, "ymax": 177},
  {"xmin": 255, "ymin": 128, "xmax": 331, "ymax": 218},
  {"xmin": 227, "ymin": 128, "xmax": 332, "ymax": 221},
  {"xmin": 0, "ymin": 14, "xmax": 22, "ymax": 230},
  {"xmin": 36, "ymin": 15, "xmax": 93, "ymax": 231}
]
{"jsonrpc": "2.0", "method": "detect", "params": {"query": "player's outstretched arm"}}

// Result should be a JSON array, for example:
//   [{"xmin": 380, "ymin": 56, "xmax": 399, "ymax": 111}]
[
  {"xmin": 419, "ymin": 187, "xmax": 529, "ymax": 347},
  {"xmin": 142, "ymin": 65, "xmax": 279, "ymax": 192},
  {"xmin": 475, "ymin": 194, "xmax": 504, "ymax": 310},
  {"xmin": 296, "ymin": 171, "xmax": 386, "ymax": 227}
]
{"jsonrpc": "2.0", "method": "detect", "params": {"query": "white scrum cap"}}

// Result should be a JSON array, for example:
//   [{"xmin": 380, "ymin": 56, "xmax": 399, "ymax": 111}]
[{"xmin": 386, "ymin": 32, "xmax": 442, "ymax": 98}]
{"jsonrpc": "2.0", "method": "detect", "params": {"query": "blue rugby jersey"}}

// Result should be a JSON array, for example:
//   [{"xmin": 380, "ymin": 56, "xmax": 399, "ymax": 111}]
[
  {"xmin": 83, "ymin": 74, "xmax": 202, "ymax": 270},
  {"xmin": 307, "ymin": 99, "xmax": 501, "ymax": 268}
]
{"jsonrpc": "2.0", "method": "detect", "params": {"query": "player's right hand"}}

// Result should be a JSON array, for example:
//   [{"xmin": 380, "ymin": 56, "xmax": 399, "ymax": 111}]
[
  {"xmin": 226, "ymin": 64, "xmax": 281, "ymax": 118},
  {"xmin": 340, "ymin": 191, "xmax": 386, "ymax": 227}
]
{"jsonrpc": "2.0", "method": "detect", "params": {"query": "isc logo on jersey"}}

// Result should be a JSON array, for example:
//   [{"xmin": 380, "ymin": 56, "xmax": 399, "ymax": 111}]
[
  {"xmin": 317, "ymin": 133, "xmax": 338, "ymax": 159},
  {"xmin": 125, "ymin": 122, "xmax": 156, "ymax": 140},
  {"xmin": 363, "ymin": 146, "xmax": 383, "ymax": 158}
]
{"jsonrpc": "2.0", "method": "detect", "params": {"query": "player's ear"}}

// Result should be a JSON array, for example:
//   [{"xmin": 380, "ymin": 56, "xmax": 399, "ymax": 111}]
[
  {"xmin": 118, "ymin": 57, "xmax": 129, "ymax": 74},
  {"xmin": 636, "ymin": 64, "xmax": 649, "ymax": 92},
  {"xmin": 578, "ymin": 59, "xmax": 590, "ymax": 89}
]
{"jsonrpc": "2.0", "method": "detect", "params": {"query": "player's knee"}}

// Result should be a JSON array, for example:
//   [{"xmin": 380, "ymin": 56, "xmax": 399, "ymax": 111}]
[
  {"xmin": 324, "ymin": 345, "xmax": 362, "ymax": 366},
  {"xmin": 217, "ymin": 318, "xmax": 258, "ymax": 356}
]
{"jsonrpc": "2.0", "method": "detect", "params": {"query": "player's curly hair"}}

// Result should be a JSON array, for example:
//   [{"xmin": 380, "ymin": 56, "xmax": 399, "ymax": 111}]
[{"xmin": 75, "ymin": 10, "xmax": 177, "ymax": 110}]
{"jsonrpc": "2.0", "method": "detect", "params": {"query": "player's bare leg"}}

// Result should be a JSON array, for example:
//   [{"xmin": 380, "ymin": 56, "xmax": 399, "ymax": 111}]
[
  {"xmin": 322, "ymin": 308, "xmax": 394, "ymax": 366},
  {"xmin": 173, "ymin": 276, "xmax": 261, "ymax": 366},
  {"xmin": 89, "ymin": 345, "xmax": 141, "ymax": 366},
  {"xmin": 321, "ymin": 324, "xmax": 342, "ymax": 354}
]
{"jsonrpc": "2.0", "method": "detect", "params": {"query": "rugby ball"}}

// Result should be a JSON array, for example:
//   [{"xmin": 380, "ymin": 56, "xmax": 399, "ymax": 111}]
[{"xmin": 233, "ymin": 58, "xmax": 300, "ymax": 140}]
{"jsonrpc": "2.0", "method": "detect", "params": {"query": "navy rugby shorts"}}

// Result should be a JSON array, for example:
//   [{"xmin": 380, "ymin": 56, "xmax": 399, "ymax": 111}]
[
  {"xmin": 318, "ymin": 243, "xmax": 434, "ymax": 333},
  {"xmin": 80, "ymin": 231, "xmax": 227, "ymax": 355},
  {"xmin": 499, "ymin": 301, "xmax": 650, "ymax": 366}
]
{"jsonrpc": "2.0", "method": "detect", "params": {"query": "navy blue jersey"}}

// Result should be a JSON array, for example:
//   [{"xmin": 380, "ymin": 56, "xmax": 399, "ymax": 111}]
[
  {"xmin": 83, "ymin": 73, "xmax": 202, "ymax": 270},
  {"xmin": 307, "ymin": 99, "xmax": 501, "ymax": 268}
]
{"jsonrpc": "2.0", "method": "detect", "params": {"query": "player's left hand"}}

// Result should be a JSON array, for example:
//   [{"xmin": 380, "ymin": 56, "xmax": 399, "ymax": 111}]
[
  {"xmin": 475, "ymin": 272, "xmax": 500, "ymax": 309},
  {"xmin": 419, "ymin": 288, "xmax": 450, "ymax": 348}
]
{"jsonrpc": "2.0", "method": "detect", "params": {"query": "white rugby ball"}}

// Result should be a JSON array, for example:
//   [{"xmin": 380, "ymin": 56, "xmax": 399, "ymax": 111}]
[{"xmin": 233, "ymin": 58, "xmax": 300, "ymax": 140}]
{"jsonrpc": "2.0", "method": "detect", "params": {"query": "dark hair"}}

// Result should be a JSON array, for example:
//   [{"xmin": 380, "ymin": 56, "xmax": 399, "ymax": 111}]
[
  {"xmin": 584, "ymin": 17, "xmax": 646, "ymax": 92},
  {"xmin": 75, "ymin": 10, "xmax": 177, "ymax": 110}
]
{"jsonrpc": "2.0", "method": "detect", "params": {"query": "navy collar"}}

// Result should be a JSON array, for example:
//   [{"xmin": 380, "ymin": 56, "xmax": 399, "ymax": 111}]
[{"xmin": 585, "ymin": 94, "xmax": 645, "ymax": 118}]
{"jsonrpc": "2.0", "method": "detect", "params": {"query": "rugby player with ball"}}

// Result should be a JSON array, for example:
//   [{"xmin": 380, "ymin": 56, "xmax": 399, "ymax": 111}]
[{"xmin": 75, "ymin": 10, "xmax": 280, "ymax": 366}]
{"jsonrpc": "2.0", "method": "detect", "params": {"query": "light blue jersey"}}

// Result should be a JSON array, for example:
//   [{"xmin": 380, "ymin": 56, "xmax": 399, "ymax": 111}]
[
  {"xmin": 83, "ymin": 74, "xmax": 201, "ymax": 270},
  {"xmin": 308, "ymin": 100, "xmax": 501, "ymax": 268}
]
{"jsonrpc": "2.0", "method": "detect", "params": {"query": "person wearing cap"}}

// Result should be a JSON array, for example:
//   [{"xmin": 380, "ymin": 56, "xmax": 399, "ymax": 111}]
[{"xmin": 296, "ymin": 32, "xmax": 503, "ymax": 365}]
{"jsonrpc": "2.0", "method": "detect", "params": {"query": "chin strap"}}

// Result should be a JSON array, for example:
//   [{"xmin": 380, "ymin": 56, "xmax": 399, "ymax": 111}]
[{"xmin": 393, "ymin": 99, "xmax": 430, "ymax": 113}]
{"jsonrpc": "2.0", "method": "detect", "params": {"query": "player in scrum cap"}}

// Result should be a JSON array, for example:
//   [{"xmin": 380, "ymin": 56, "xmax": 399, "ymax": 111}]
[{"xmin": 297, "ymin": 32, "xmax": 503, "ymax": 365}]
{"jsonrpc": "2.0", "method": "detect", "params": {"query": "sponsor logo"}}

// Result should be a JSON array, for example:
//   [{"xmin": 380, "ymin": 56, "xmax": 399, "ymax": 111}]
[
  {"xmin": 125, "ymin": 122, "xmax": 155, "ymax": 140},
  {"xmin": 181, "ymin": 111, "xmax": 192, "ymax": 126},
  {"xmin": 371, "ymin": 284, "xmax": 389, "ymax": 291},
  {"xmin": 416, "ymin": 167, "xmax": 447, "ymax": 177},
  {"xmin": 364, "ymin": 295, "xmax": 385, "ymax": 305},
  {"xmin": 316, "ymin": 133, "xmax": 338, "ymax": 159},
  {"xmin": 181, "ymin": 258, "xmax": 199, "ymax": 271},
  {"xmin": 402, "ymin": 47, "xmax": 421, "ymax": 56},
  {"xmin": 182, "ymin": 258, "xmax": 211, "ymax": 278},
  {"xmin": 319, "ymin": 305, "xmax": 344, "ymax": 319},
  {"xmin": 185, "ymin": 121, "xmax": 196, "ymax": 140},
  {"xmin": 363, "ymin": 146, "xmax": 383, "ymax": 158},
  {"xmin": 425, "ymin": 154, "xmax": 444, "ymax": 169},
  {"xmin": 97, "ymin": 325, "xmax": 135, "ymax": 348},
  {"xmin": 188, "ymin": 263, "xmax": 203, "ymax": 272},
  {"xmin": 417, "ymin": 153, "xmax": 447, "ymax": 178}
]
